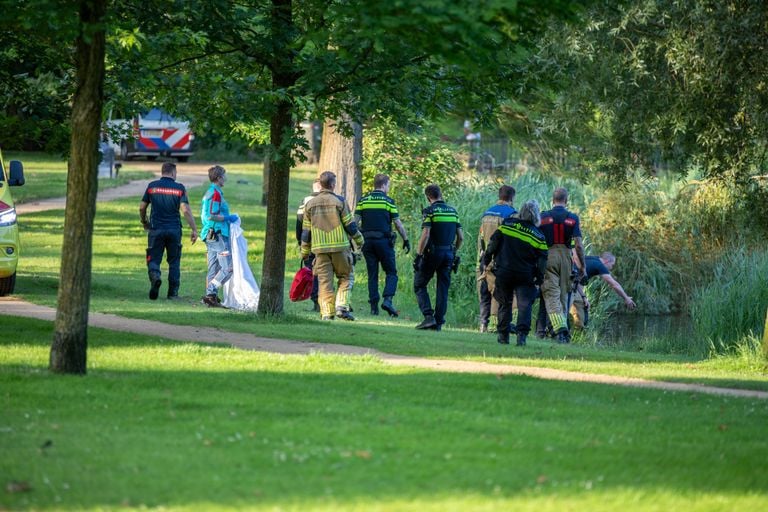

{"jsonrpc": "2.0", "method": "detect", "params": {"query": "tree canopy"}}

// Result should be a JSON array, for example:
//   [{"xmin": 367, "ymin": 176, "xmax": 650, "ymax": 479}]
[{"xmin": 504, "ymin": 0, "xmax": 768, "ymax": 184}]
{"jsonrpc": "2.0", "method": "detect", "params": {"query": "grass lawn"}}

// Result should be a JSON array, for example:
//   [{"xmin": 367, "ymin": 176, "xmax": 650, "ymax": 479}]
[
  {"xmin": 4, "ymin": 151, "xmax": 154, "ymax": 204},
  {"xmin": 9, "ymin": 157, "xmax": 768, "ymax": 390},
  {"xmin": 1, "ymin": 317, "xmax": 767, "ymax": 511}
]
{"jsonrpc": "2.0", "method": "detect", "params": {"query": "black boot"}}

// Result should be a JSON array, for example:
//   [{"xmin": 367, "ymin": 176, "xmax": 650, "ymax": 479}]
[
  {"xmin": 497, "ymin": 332, "xmax": 510, "ymax": 345},
  {"xmin": 415, "ymin": 315, "xmax": 437, "ymax": 330},
  {"xmin": 149, "ymin": 274, "xmax": 162, "ymax": 300},
  {"xmin": 516, "ymin": 333, "xmax": 527, "ymax": 346},
  {"xmin": 336, "ymin": 309, "xmax": 355, "ymax": 321},
  {"xmin": 370, "ymin": 301, "xmax": 379, "ymax": 315},
  {"xmin": 556, "ymin": 330, "xmax": 570, "ymax": 344},
  {"xmin": 310, "ymin": 299, "xmax": 320, "ymax": 312},
  {"xmin": 381, "ymin": 298, "xmax": 398, "ymax": 317}
]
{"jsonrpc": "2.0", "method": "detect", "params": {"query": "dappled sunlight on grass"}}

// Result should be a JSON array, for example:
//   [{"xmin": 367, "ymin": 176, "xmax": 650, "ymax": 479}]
[{"xmin": 2, "ymin": 319, "xmax": 768, "ymax": 511}]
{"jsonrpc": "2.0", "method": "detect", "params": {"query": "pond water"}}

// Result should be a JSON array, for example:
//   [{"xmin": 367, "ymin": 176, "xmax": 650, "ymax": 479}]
[{"xmin": 592, "ymin": 314, "xmax": 694, "ymax": 346}]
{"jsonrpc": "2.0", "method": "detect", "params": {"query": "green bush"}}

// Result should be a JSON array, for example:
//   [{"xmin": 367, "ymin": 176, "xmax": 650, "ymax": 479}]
[{"xmin": 362, "ymin": 117, "xmax": 462, "ymax": 216}]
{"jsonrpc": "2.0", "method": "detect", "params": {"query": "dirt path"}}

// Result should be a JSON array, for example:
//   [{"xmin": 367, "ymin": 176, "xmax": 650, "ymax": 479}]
[
  {"xmin": 16, "ymin": 161, "xmax": 212, "ymax": 215},
  {"xmin": 2, "ymin": 298, "xmax": 767, "ymax": 400}
]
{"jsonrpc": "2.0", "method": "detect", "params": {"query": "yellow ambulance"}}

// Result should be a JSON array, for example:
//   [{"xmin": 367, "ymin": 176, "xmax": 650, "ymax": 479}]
[{"xmin": 0, "ymin": 148, "xmax": 25, "ymax": 295}]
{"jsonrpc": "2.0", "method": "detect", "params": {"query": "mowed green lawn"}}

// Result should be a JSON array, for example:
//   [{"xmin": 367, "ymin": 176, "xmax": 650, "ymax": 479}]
[
  {"xmin": 9, "ymin": 158, "xmax": 768, "ymax": 389},
  {"xmin": 2, "ymin": 317, "xmax": 767, "ymax": 511},
  {"xmin": 3, "ymin": 154, "xmax": 768, "ymax": 510}
]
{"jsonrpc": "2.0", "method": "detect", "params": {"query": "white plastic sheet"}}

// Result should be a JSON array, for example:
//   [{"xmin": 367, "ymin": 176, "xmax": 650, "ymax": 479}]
[{"xmin": 221, "ymin": 219, "xmax": 260, "ymax": 311}]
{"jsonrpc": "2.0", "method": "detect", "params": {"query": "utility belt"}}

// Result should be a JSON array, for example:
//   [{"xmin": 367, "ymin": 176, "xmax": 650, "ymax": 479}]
[
  {"xmin": 362, "ymin": 230, "xmax": 393, "ymax": 240},
  {"xmin": 205, "ymin": 228, "xmax": 222, "ymax": 242},
  {"xmin": 425, "ymin": 244, "xmax": 453, "ymax": 257}
]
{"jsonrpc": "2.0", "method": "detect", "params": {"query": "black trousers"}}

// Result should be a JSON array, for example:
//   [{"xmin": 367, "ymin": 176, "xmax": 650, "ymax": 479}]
[
  {"xmin": 363, "ymin": 237, "xmax": 398, "ymax": 303},
  {"xmin": 414, "ymin": 248, "xmax": 453, "ymax": 325},
  {"xmin": 146, "ymin": 228, "xmax": 182, "ymax": 293},
  {"xmin": 493, "ymin": 270, "xmax": 537, "ymax": 336}
]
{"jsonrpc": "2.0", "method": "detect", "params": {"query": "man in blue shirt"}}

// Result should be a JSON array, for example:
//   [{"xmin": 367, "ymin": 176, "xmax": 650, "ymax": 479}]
[
  {"xmin": 570, "ymin": 252, "xmax": 636, "ymax": 328},
  {"xmin": 476, "ymin": 185, "xmax": 516, "ymax": 333},
  {"xmin": 139, "ymin": 162, "xmax": 198, "ymax": 300}
]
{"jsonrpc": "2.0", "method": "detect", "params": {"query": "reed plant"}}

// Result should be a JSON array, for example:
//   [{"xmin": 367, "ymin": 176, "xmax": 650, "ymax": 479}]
[{"xmin": 690, "ymin": 248, "xmax": 768, "ymax": 354}]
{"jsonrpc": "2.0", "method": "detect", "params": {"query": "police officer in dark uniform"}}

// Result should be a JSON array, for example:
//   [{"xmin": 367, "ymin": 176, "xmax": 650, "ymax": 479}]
[
  {"xmin": 536, "ymin": 187, "xmax": 585, "ymax": 343},
  {"xmin": 482, "ymin": 200, "xmax": 548, "ymax": 346},
  {"xmin": 413, "ymin": 184, "xmax": 464, "ymax": 331},
  {"xmin": 355, "ymin": 173, "xmax": 410, "ymax": 316},
  {"xmin": 477, "ymin": 185, "xmax": 517, "ymax": 332},
  {"xmin": 139, "ymin": 162, "xmax": 198, "ymax": 300}
]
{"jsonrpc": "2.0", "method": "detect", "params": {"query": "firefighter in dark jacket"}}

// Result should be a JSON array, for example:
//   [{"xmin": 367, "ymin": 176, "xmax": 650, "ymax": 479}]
[
  {"xmin": 536, "ymin": 187, "xmax": 586, "ymax": 343},
  {"xmin": 354, "ymin": 173, "xmax": 410, "ymax": 317},
  {"xmin": 139, "ymin": 162, "xmax": 198, "ymax": 300},
  {"xmin": 413, "ymin": 184, "xmax": 464, "ymax": 331},
  {"xmin": 483, "ymin": 200, "xmax": 548, "ymax": 346}
]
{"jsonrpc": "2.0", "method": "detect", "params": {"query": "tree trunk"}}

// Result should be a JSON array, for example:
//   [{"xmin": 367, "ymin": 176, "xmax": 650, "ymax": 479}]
[
  {"xmin": 49, "ymin": 0, "xmax": 106, "ymax": 374},
  {"xmin": 258, "ymin": 0, "xmax": 296, "ymax": 315},
  {"xmin": 261, "ymin": 155, "xmax": 270, "ymax": 207},
  {"xmin": 318, "ymin": 116, "xmax": 363, "ymax": 209}
]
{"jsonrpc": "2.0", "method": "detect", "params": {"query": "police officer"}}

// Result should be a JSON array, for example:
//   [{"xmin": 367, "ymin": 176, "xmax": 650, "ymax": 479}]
[
  {"xmin": 483, "ymin": 200, "xmax": 548, "ymax": 346},
  {"xmin": 413, "ymin": 184, "xmax": 464, "ymax": 331},
  {"xmin": 296, "ymin": 179, "xmax": 322, "ymax": 312},
  {"xmin": 536, "ymin": 187, "xmax": 585, "ymax": 343},
  {"xmin": 301, "ymin": 171, "xmax": 364, "ymax": 321},
  {"xmin": 139, "ymin": 162, "xmax": 198, "ymax": 300},
  {"xmin": 477, "ymin": 184, "xmax": 516, "ymax": 332},
  {"xmin": 570, "ymin": 251, "xmax": 636, "ymax": 329},
  {"xmin": 355, "ymin": 173, "xmax": 410, "ymax": 317}
]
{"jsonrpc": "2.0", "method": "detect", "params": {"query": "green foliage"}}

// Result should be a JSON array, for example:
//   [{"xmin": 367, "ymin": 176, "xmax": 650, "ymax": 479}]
[
  {"xmin": 507, "ymin": 0, "xmax": 768, "ymax": 184},
  {"xmin": 361, "ymin": 117, "xmax": 463, "ymax": 214},
  {"xmin": 691, "ymin": 248, "xmax": 768, "ymax": 355},
  {"xmin": 0, "ymin": 24, "xmax": 72, "ymax": 152}
]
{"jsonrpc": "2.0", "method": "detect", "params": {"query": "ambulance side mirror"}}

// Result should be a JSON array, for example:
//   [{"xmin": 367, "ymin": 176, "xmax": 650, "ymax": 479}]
[{"xmin": 8, "ymin": 161, "xmax": 24, "ymax": 187}]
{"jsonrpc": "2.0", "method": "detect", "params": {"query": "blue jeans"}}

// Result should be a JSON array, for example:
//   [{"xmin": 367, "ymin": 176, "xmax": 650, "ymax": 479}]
[{"xmin": 205, "ymin": 235, "xmax": 233, "ymax": 295}]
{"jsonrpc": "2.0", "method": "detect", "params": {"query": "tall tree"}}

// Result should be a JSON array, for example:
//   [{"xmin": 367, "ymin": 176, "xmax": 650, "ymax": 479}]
[{"xmin": 49, "ymin": 0, "xmax": 107, "ymax": 374}]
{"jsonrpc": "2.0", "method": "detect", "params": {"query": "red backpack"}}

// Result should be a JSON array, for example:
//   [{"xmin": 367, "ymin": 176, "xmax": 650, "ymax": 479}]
[{"xmin": 289, "ymin": 266, "xmax": 313, "ymax": 302}]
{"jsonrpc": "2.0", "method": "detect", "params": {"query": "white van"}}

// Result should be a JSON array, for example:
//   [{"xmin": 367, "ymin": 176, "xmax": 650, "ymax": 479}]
[{"xmin": 107, "ymin": 108, "xmax": 194, "ymax": 162}]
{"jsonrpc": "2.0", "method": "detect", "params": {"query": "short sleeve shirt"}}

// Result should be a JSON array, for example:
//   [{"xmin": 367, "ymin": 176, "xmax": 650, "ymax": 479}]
[
  {"xmin": 422, "ymin": 200, "xmax": 461, "ymax": 246},
  {"xmin": 141, "ymin": 177, "xmax": 188, "ymax": 229},
  {"xmin": 355, "ymin": 190, "xmax": 399, "ymax": 234},
  {"xmin": 582, "ymin": 255, "xmax": 610, "ymax": 284}
]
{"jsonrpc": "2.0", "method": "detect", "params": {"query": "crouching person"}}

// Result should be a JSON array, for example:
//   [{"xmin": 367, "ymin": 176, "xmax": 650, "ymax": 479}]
[{"xmin": 482, "ymin": 200, "xmax": 548, "ymax": 346}]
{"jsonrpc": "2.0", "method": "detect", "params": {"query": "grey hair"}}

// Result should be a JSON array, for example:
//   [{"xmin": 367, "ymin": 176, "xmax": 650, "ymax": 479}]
[{"xmin": 518, "ymin": 199, "xmax": 541, "ymax": 226}]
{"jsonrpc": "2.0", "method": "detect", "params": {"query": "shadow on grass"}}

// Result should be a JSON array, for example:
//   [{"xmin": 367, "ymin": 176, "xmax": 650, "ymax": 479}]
[{"xmin": 1, "ymin": 320, "xmax": 768, "ymax": 510}]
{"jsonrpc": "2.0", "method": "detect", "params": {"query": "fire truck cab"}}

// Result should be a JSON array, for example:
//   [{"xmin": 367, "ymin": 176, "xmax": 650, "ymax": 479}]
[{"xmin": 107, "ymin": 108, "xmax": 194, "ymax": 162}]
